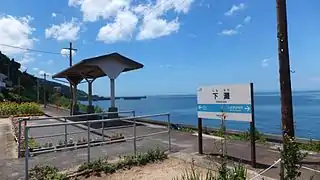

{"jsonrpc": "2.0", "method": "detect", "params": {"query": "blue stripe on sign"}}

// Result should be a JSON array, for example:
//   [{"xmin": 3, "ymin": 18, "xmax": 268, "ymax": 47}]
[{"xmin": 197, "ymin": 104, "xmax": 252, "ymax": 114}]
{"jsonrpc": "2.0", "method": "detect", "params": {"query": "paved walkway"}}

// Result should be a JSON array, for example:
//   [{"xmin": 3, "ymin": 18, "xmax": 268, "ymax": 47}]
[
  {"xmin": 0, "ymin": 106, "xmax": 319, "ymax": 179},
  {"xmin": 0, "ymin": 118, "xmax": 16, "ymax": 160}
]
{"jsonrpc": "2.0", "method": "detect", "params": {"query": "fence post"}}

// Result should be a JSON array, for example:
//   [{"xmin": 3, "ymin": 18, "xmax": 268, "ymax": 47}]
[
  {"xmin": 102, "ymin": 114, "xmax": 105, "ymax": 142},
  {"xmin": 24, "ymin": 127, "xmax": 29, "ymax": 180},
  {"xmin": 133, "ymin": 117, "xmax": 137, "ymax": 155},
  {"xmin": 167, "ymin": 114, "xmax": 171, "ymax": 153},
  {"xmin": 18, "ymin": 119, "xmax": 22, "ymax": 158},
  {"xmin": 87, "ymin": 121, "xmax": 91, "ymax": 163},
  {"xmin": 64, "ymin": 118, "xmax": 68, "ymax": 148}
]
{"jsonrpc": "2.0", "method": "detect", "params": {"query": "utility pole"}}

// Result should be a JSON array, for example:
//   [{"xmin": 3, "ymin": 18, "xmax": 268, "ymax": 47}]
[
  {"xmin": 63, "ymin": 42, "xmax": 77, "ymax": 115},
  {"xmin": 42, "ymin": 73, "xmax": 49, "ymax": 108},
  {"xmin": 37, "ymin": 78, "xmax": 40, "ymax": 103},
  {"xmin": 276, "ymin": 1, "xmax": 295, "ymax": 179},
  {"xmin": 276, "ymin": 0, "xmax": 295, "ymax": 138}
]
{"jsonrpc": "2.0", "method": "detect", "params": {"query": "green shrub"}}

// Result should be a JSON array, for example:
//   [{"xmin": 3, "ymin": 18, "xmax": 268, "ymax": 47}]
[
  {"xmin": 0, "ymin": 102, "xmax": 43, "ymax": 116},
  {"xmin": 78, "ymin": 147, "xmax": 167, "ymax": 176},
  {"xmin": 298, "ymin": 139, "xmax": 320, "ymax": 152},
  {"xmin": 281, "ymin": 134, "xmax": 307, "ymax": 180},
  {"xmin": 22, "ymin": 137, "xmax": 39, "ymax": 150},
  {"xmin": 173, "ymin": 160, "xmax": 247, "ymax": 180},
  {"xmin": 212, "ymin": 128, "xmax": 266, "ymax": 143},
  {"xmin": 29, "ymin": 165, "xmax": 67, "ymax": 180}
]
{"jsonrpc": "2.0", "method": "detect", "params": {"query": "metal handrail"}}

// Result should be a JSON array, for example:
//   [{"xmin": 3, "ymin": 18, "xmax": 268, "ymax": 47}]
[
  {"xmin": 26, "ymin": 113, "xmax": 170, "ymax": 128},
  {"xmin": 24, "ymin": 112, "xmax": 171, "ymax": 180},
  {"xmin": 17, "ymin": 110, "xmax": 136, "ymax": 158},
  {"xmin": 18, "ymin": 110, "xmax": 135, "ymax": 122}
]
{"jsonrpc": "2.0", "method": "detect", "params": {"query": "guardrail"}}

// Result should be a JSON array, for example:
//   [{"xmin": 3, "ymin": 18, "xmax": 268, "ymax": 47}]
[
  {"xmin": 23, "ymin": 112, "xmax": 171, "ymax": 180},
  {"xmin": 17, "ymin": 110, "xmax": 135, "ymax": 158}
]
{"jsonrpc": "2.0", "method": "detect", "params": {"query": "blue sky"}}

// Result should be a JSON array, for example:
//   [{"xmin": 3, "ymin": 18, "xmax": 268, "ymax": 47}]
[{"xmin": 0, "ymin": 0, "xmax": 320, "ymax": 96}]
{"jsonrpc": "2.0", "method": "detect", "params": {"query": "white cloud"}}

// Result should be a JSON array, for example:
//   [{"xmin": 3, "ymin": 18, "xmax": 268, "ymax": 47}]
[
  {"xmin": 97, "ymin": 10, "xmax": 138, "ymax": 43},
  {"xmin": 137, "ymin": 18, "xmax": 179, "ymax": 40},
  {"xmin": 188, "ymin": 33, "xmax": 197, "ymax": 38},
  {"xmin": 235, "ymin": 24, "xmax": 243, "ymax": 29},
  {"xmin": 17, "ymin": 53, "xmax": 35, "ymax": 65},
  {"xmin": 52, "ymin": 13, "xmax": 57, "ymax": 18},
  {"xmin": 220, "ymin": 29, "xmax": 238, "ymax": 36},
  {"xmin": 225, "ymin": 3, "xmax": 245, "ymax": 16},
  {"xmin": 69, "ymin": 0, "xmax": 131, "ymax": 22},
  {"xmin": 61, "ymin": 48, "xmax": 76, "ymax": 57},
  {"xmin": 217, "ymin": 21, "xmax": 222, "ymax": 25},
  {"xmin": 33, "ymin": 67, "xmax": 39, "ymax": 71},
  {"xmin": 70, "ymin": 0, "xmax": 195, "ymax": 43},
  {"xmin": 244, "ymin": 16, "xmax": 251, "ymax": 23},
  {"xmin": 45, "ymin": 18, "xmax": 81, "ymax": 41},
  {"xmin": 261, "ymin": 58, "xmax": 270, "ymax": 67},
  {"xmin": 0, "ymin": 15, "xmax": 36, "ymax": 55},
  {"xmin": 47, "ymin": 60, "xmax": 54, "ymax": 65},
  {"xmin": 136, "ymin": 0, "xmax": 194, "ymax": 40},
  {"xmin": 219, "ymin": 16, "xmax": 251, "ymax": 36}
]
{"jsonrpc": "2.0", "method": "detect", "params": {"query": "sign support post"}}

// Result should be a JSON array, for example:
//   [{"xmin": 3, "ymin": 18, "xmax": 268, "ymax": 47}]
[
  {"xmin": 198, "ymin": 118, "xmax": 203, "ymax": 154},
  {"xmin": 249, "ymin": 83, "xmax": 256, "ymax": 168}
]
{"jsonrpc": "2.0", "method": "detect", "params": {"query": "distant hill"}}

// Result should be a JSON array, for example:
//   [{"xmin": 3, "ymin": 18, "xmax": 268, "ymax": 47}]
[{"xmin": 0, "ymin": 51, "xmax": 88, "ymax": 102}]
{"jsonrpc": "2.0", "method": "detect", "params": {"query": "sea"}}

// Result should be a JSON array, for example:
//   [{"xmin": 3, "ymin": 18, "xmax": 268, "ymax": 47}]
[{"xmin": 84, "ymin": 91, "xmax": 320, "ymax": 140}]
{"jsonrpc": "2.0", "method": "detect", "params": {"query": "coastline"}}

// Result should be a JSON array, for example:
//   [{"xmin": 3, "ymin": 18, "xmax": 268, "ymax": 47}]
[{"xmin": 46, "ymin": 104, "xmax": 319, "ymax": 143}]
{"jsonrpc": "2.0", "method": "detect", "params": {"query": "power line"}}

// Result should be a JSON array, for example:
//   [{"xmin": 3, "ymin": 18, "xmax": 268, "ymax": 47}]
[{"xmin": 0, "ymin": 43, "xmax": 61, "ymax": 55}]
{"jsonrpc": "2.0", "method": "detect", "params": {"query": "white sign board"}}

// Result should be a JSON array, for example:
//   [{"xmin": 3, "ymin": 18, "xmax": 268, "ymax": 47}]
[{"xmin": 197, "ymin": 84, "xmax": 253, "ymax": 122}]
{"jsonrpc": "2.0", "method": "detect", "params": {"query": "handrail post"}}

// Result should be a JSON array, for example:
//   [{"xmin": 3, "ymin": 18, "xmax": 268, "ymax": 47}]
[
  {"xmin": 24, "ymin": 127, "xmax": 29, "ymax": 180},
  {"xmin": 167, "ymin": 114, "xmax": 171, "ymax": 153},
  {"xmin": 133, "ymin": 117, "xmax": 137, "ymax": 155},
  {"xmin": 64, "ymin": 118, "xmax": 68, "ymax": 148},
  {"xmin": 87, "ymin": 121, "xmax": 91, "ymax": 163},
  {"xmin": 101, "ymin": 114, "xmax": 105, "ymax": 142},
  {"xmin": 18, "ymin": 119, "xmax": 22, "ymax": 158}
]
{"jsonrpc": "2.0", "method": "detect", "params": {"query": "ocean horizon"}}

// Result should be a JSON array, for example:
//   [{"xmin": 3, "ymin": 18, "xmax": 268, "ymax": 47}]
[{"xmin": 82, "ymin": 90, "xmax": 320, "ymax": 140}]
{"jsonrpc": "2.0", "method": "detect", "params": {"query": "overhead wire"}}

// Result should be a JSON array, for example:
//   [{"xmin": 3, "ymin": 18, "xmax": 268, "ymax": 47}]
[
  {"xmin": 0, "ymin": 43, "xmax": 61, "ymax": 55},
  {"xmin": 0, "ymin": 0, "xmax": 188, "ymax": 55}
]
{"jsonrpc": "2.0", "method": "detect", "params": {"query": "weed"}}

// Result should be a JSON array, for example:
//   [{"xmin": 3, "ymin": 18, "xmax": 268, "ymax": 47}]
[
  {"xmin": 298, "ymin": 139, "xmax": 320, "ymax": 152},
  {"xmin": 173, "ymin": 160, "xmax": 247, "ymax": 180},
  {"xmin": 29, "ymin": 165, "xmax": 67, "ymax": 180},
  {"xmin": 280, "ymin": 134, "xmax": 307, "ymax": 180}
]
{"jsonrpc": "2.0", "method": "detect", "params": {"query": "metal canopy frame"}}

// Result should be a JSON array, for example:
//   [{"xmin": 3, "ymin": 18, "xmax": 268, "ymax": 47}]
[{"xmin": 52, "ymin": 52, "xmax": 144, "ymax": 115}]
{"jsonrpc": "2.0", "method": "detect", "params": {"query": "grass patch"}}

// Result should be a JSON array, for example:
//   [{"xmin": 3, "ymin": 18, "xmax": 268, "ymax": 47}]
[
  {"xmin": 173, "ymin": 160, "xmax": 247, "ymax": 180},
  {"xmin": 298, "ymin": 140, "xmax": 320, "ymax": 152},
  {"xmin": 29, "ymin": 165, "xmax": 67, "ymax": 180},
  {"xmin": 28, "ymin": 147, "xmax": 167, "ymax": 179},
  {"xmin": 179, "ymin": 127, "xmax": 195, "ymax": 133},
  {"xmin": 0, "ymin": 102, "xmax": 43, "ymax": 116},
  {"xmin": 210, "ymin": 127, "xmax": 267, "ymax": 144},
  {"xmin": 78, "ymin": 147, "xmax": 167, "ymax": 176},
  {"xmin": 22, "ymin": 137, "xmax": 40, "ymax": 150}
]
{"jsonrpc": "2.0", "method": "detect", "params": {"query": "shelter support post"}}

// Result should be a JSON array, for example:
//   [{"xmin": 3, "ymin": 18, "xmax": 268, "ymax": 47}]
[
  {"xmin": 83, "ymin": 77, "xmax": 96, "ymax": 114},
  {"xmin": 108, "ymin": 78, "xmax": 118, "ymax": 118},
  {"xmin": 72, "ymin": 84, "xmax": 79, "ymax": 115}
]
